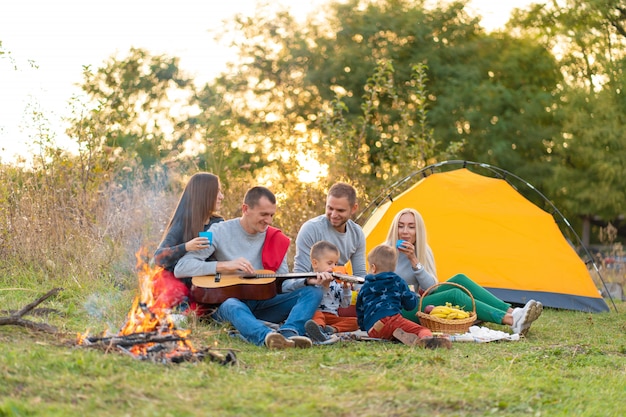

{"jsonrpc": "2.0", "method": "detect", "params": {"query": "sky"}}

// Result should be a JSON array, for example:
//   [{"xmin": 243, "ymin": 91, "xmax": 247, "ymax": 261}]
[{"xmin": 0, "ymin": 0, "xmax": 538, "ymax": 164}]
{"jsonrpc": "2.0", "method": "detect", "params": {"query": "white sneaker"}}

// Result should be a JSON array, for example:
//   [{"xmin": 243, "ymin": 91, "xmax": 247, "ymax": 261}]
[
  {"xmin": 512, "ymin": 300, "xmax": 543, "ymax": 335},
  {"xmin": 511, "ymin": 300, "xmax": 533, "ymax": 335},
  {"xmin": 528, "ymin": 301, "xmax": 543, "ymax": 324},
  {"xmin": 524, "ymin": 300, "xmax": 543, "ymax": 335}
]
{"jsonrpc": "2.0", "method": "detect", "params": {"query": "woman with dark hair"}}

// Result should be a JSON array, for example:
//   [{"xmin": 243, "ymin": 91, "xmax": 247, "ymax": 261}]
[
  {"xmin": 150, "ymin": 173, "xmax": 224, "ymax": 313},
  {"xmin": 154, "ymin": 172, "xmax": 224, "ymax": 272},
  {"xmin": 385, "ymin": 208, "xmax": 542, "ymax": 335}
]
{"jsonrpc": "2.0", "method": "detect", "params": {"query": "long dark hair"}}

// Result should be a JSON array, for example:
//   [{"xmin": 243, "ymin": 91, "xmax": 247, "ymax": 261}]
[{"xmin": 161, "ymin": 172, "xmax": 221, "ymax": 243}]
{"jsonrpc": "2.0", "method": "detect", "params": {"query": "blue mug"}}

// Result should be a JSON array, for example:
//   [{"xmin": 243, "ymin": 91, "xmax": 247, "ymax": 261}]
[{"xmin": 199, "ymin": 231, "xmax": 213, "ymax": 245}]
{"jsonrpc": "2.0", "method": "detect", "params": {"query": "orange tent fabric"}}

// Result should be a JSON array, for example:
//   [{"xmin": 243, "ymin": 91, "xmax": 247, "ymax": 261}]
[{"xmin": 363, "ymin": 168, "xmax": 609, "ymax": 312}]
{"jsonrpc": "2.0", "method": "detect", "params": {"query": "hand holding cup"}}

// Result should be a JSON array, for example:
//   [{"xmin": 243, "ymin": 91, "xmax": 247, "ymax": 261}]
[{"xmin": 199, "ymin": 231, "xmax": 213, "ymax": 247}]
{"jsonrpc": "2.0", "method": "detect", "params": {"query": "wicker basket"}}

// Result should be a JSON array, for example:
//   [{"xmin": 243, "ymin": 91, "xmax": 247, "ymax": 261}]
[{"xmin": 416, "ymin": 282, "xmax": 477, "ymax": 334}]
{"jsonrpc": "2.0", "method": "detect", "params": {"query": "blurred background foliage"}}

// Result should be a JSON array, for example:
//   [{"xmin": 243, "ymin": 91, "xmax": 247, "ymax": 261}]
[{"xmin": 1, "ymin": 0, "xmax": 625, "ymax": 292}]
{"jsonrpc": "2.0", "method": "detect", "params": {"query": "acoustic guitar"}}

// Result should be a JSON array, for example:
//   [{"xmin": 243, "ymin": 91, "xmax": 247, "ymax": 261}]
[{"xmin": 190, "ymin": 269, "xmax": 365, "ymax": 305}]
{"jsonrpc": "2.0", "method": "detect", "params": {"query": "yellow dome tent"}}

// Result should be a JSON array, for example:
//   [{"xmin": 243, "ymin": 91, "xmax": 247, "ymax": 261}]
[{"xmin": 361, "ymin": 164, "xmax": 610, "ymax": 312}]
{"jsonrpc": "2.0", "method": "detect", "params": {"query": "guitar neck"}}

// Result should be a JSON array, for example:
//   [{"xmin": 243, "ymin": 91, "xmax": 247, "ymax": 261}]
[
  {"xmin": 252, "ymin": 271, "xmax": 364, "ymax": 284},
  {"xmin": 330, "ymin": 272, "xmax": 364, "ymax": 284}
]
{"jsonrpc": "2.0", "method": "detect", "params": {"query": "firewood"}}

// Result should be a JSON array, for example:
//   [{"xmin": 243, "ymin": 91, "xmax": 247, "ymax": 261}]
[
  {"xmin": 81, "ymin": 330, "xmax": 238, "ymax": 365},
  {"xmin": 83, "ymin": 332, "xmax": 185, "ymax": 348}
]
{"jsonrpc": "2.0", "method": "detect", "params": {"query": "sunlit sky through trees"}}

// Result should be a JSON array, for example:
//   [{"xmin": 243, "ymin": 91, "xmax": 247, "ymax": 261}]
[{"xmin": 0, "ymin": 0, "xmax": 538, "ymax": 164}]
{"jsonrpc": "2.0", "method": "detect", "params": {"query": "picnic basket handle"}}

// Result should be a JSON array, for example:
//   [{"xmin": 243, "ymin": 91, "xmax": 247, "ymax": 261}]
[{"xmin": 418, "ymin": 281, "xmax": 477, "ymax": 314}]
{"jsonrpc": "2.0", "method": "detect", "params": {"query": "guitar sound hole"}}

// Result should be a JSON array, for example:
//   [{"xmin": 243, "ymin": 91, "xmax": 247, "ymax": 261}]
[{"xmin": 242, "ymin": 274, "xmax": 261, "ymax": 279}]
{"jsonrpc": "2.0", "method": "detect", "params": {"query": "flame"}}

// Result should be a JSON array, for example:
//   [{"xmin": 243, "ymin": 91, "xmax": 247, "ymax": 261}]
[
  {"xmin": 76, "ymin": 329, "xmax": 89, "ymax": 345},
  {"xmin": 78, "ymin": 247, "xmax": 197, "ymax": 360}
]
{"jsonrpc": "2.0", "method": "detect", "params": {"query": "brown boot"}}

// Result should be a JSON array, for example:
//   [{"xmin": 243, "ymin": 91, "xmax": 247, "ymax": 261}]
[
  {"xmin": 392, "ymin": 328, "xmax": 420, "ymax": 346},
  {"xmin": 415, "ymin": 337, "xmax": 452, "ymax": 350}
]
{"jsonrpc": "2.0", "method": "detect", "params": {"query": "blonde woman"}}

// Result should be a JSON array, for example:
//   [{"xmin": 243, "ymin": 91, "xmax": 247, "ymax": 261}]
[{"xmin": 384, "ymin": 208, "xmax": 542, "ymax": 335}]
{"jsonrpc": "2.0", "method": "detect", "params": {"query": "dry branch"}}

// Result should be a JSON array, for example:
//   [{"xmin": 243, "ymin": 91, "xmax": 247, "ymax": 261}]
[
  {"xmin": 0, "ymin": 307, "xmax": 61, "ymax": 317},
  {"xmin": 0, "ymin": 287, "xmax": 62, "ymax": 333}
]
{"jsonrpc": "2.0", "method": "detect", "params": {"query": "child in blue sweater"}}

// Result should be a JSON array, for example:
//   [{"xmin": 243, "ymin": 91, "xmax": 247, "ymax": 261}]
[{"xmin": 356, "ymin": 244, "xmax": 451, "ymax": 349}]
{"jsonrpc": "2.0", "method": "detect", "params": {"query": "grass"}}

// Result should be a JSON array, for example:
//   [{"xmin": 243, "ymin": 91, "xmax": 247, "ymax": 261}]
[{"xmin": 1, "ymin": 284, "xmax": 624, "ymax": 417}]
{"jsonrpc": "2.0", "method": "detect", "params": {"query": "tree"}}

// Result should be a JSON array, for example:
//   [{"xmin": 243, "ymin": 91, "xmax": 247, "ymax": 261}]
[
  {"xmin": 172, "ymin": 83, "xmax": 254, "ymax": 187},
  {"xmin": 550, "ymin": 86, "xmax": 626, "ymax": 242},
  {"xmin": 211, "ymin": 5, "xmax": 330, "ymax": 187},
  {"xmin": 437, "ymin": 33, "xmax": 562, "ymax": 177},
  {"xmin": 70, "ymin": 48, "xmax": 194, "ymax": 171},
  {"xmin": 509, "ymin": 0, "xmax": 626, "ymax": 243},
  {"xmin": 318, "ymin": 60, "xmax": 438, "ymax": 192},
  {"xmin": 212, "ymin": 0, "xmax": 563, "ymax": 195}
]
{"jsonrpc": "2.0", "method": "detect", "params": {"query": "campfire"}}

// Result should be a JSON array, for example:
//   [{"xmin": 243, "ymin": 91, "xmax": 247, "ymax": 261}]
[{"xmin": 77, "ymin": 249, "xmax": 236, "ymax": 365}]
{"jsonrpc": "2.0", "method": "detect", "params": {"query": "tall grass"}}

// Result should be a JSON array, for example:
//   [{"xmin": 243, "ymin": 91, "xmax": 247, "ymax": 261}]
[
  {"xmin": 0, "ymin": 149, "xmax": 328, "ymax": 293},
  {"xmin": 1, "ymin": 163, "xmax": 164, "ymax": 290}
]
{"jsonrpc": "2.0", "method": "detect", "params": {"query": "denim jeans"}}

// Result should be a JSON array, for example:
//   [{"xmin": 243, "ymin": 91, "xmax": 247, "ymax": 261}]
[{"xmin": 214, "ymin": 286, "xmax": 323, "ymax": 346}]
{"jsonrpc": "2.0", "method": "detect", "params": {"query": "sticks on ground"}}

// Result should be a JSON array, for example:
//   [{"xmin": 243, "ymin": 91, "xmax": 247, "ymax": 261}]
[{"xmin": 0, "ymin": 288, "xmax": 62, "ymax": 333}]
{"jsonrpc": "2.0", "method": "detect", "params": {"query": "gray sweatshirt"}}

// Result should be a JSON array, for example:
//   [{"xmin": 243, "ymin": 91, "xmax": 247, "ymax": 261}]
[
  {"xmin": 395, "ymin": 253, "xmax": 437, "ymax": 293},
  {"xmin": 174, "ymin": 218, "xmax": 288, "ymax": 278},
  {"xmin": 283, "ymin": 215, "xmax": 367, "ymax": 292}
]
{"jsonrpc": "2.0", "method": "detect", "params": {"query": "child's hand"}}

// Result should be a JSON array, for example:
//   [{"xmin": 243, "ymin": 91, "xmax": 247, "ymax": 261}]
[{"xmin": 309, "ymin": 271, "xmax": 334, "ymax": 288}]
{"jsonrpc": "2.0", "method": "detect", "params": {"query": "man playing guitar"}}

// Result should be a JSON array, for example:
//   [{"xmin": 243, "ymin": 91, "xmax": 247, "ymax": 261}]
[{"xmin": 175, "ymin": 186, "xmax": 325, "ymax": 349}]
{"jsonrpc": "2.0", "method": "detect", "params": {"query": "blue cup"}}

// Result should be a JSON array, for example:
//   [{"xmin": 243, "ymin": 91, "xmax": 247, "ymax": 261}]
[
  {"xmin": 396, "ymin": 239, "xmax": 405, "ymax": 249},
  {"xmin": 199, "ymin": 231, "xmax": 213, "ymax": 245}
]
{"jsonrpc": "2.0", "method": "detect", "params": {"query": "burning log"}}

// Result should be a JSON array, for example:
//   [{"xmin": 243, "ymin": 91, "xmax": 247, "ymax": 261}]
[
  {"xmin": 81, "ymin": 331, "xmax": 237, "ymax": 365},
  {"xmin": 83, "ymin": 331, "xmax": 187, "ymax": 348},
  {"xmin": 0, "ymin": 288, "xmax": 62, "ymax": 333},
  {"xmin": 77, "ymin": 248, "xmax": 237, "ymax": 366}
]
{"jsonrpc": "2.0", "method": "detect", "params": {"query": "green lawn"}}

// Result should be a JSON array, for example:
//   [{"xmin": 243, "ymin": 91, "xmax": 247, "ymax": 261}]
[{"xmin": 1, "ymin": 288, "xmax": 624, "ymax": 417}]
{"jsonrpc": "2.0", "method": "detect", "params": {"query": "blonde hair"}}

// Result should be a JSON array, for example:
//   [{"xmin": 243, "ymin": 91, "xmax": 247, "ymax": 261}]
[
  {"xmin": 367, "ymin": 244, "xmax": 398, "ymax": 273},
  {"xmin": 384, "ymin": 208, "xmax": 437, "ymax": 279}
]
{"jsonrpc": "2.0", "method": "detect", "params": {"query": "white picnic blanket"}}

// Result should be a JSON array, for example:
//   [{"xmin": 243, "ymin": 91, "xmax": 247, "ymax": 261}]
[{"xmin": 449, "ymin": 325, "xmax": 520, "ymax": 343}]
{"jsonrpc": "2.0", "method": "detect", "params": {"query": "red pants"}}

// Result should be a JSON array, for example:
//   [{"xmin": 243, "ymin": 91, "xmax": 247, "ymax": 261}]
[
  {"xmin": 368, "ymin": 313, "xmax": 433, "ymax": 340},
  {"xmin": 312, "ymin": 310, "xmax": 359, "ymax": 332}
]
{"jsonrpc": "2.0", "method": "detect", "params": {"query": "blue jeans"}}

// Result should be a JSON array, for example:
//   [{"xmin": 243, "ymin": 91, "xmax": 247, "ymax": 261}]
[{"xmin": 214, "ymin": 286, "xmax": 323, "ymax": 346}]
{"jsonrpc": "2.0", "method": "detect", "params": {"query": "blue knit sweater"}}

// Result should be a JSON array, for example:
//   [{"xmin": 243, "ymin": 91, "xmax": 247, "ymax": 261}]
[{"xmin": 356, "ymin": 271, "xmax": 419, "ymax": 331}]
